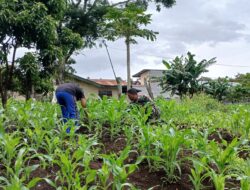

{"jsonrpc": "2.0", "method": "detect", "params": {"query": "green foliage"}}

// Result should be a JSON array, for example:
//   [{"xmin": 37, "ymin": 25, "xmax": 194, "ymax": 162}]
[
  {"xmin": 101, "ymin": 3, "xmax": 157, "ymax": 42},
  {"xmin": 203, "ymin": 77, "xmax": 231, "ymax": 101},
  {"xmin": 226, "ymin": 74, "xmax": 250, "ymax": 102},
  {"xmin": 0, "ymin": 0, "xmax": 67, "ymax": 106},
  {"xmin": 160, "ymin": 52, "xmax": 216, "ymax": 98},
  {"xmin": 101, "ymin": 3, "xmax": 158, "ymax": 88},
  {"xmin": 234, "ymin": 73, "xmax": 250, "ymax": 88},
  {"xmin": 1, "ymin": 95, "xmax": 250, "ymax": 189}
]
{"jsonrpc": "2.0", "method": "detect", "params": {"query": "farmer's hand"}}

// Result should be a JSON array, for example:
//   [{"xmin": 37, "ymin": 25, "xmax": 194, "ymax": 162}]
[{"xmin": 81, "ymin": 98, "xmax": 87, "ymax": 108}]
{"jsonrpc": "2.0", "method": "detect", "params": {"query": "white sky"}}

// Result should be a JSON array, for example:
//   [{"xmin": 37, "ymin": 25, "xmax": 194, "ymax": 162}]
[{"xmin": 73, "ymin": 0, "xmax": 250, "ymax": 80}]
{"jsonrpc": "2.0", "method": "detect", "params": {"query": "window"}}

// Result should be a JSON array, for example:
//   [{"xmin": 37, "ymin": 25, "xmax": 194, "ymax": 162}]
[{"xmin": 98, "ymin": 90, "xmax": 112, "ymax": 98}]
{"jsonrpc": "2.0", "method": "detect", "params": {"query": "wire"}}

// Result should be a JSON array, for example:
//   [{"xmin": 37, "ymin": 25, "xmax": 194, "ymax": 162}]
[{"xmin": 213, "ymin": 64, "xmax": 250, "ymax": 68}]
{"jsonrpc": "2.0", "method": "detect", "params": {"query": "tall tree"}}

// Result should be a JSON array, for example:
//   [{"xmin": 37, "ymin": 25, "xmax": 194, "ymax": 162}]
[
  {"xmin": 0, "ymin": 0, "xmax": 66, "ymax": 107},
  {"xmin": 100, "ymin": 3, "xmax": 158, "ymax": 89},
  {"xmin": 54, "ymin": 0, "xmax": 176, "ymax": 84},
  {"xmin": 160, "ymin": 52, "xmax": 216, "ymax": 98}
]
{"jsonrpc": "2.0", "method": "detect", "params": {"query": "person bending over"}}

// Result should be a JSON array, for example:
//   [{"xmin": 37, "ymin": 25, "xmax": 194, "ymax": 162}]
[
  {"xmin": 56, "ymin": 83, "xmax": 86, "ymax": 133},
  {"xmin": 127, "ymin": 88, "xmax": 160, "ymax": 120}
]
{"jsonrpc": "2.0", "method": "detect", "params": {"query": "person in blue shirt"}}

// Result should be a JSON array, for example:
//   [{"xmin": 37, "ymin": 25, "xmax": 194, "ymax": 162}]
[{"xmin": 56, "ymin": 83, "xmax": 86, "ymax": 133}]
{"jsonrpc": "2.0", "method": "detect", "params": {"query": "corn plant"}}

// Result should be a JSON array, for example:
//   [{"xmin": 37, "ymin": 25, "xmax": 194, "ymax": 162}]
[
  {"xmin": 205, "ymin": 138, "xmax": 240, "ymax": 174},
  {"xmin": 233, "ymin": 158, "xmax": 250, "ymax": 190},
  {"xmin": 153, "ymin": 127, "xmax": 186, "ymax": 183},
  {"xmin": 209, "ymin": 170, "xmax": 228, "ymax": 190},
  {"xmin": 96, "ymin": 162, "xmax": 112, "ymax": 190},
  {"xmin": 53, "ymin": 136, "xmax": 98, "ymax": 189},
  {"xmin": 189, "ymin": 157, "xmax": 209, "ymax": 190},
  {"xmin": 0, "ymin": 147, "xmax": 42, "ymax": 190},
  {"xmin": 98, "ymin": 146, "xmax": 140, "ymax": 190},
  {"xmin": 101, "ymin": 96, "xmax": 128, "ymax": 140},
  {"xmin": 231, "ymin": 107, "xmax": 250, "ymax": 138},
  {"xmin": 129, "ymin": 105, "xmax": 151, "ymax": 127},
  {"xmin": 123, "ymin": 124, "xmax": 137, "ymax": 146},
  {"xmin": 240, "ymin": 159, "xmax": 250, "ymax": 190},
  {"xmin": 25, "ymin": 124, "xmax": 49, "ymax": 150},
  {"xmin": 136, "ymin": 124, "xmax": 157, "ymax": 167},
  {"xmin": 42, "ymin": 135, "xmax": 61, "ymax": 155},
  {"xmin": 0, "ymin": 133, "xmax": 23, "ymax": 169}
]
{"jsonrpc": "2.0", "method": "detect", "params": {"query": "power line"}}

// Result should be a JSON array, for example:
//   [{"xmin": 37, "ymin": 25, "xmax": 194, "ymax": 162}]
[{"xmin": 214, "ymin": 64, "xmax": 250, "ymax": 68}]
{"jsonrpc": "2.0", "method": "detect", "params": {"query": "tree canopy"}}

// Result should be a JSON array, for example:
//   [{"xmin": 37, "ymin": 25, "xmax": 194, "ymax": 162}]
[
  {"xmin": 101, "ymin": 3, "xmax": 158, "ymax": 88},
  {"xmin": 0, "ymin": 0, "xmax": 67, "ymax": 107}
]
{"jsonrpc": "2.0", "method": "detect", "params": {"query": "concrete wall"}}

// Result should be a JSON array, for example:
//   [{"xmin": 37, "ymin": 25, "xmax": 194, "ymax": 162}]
[
  {"xmin": 149, "ymin": 70, "xmax": 164, "ymax": 79},
  {"xmin": 137, "ymin": 70, "xmax": 164, "ymax": 85},
  {"xmin": 133, "ymin": 82, "xmax": 178, "ymax": 100}
]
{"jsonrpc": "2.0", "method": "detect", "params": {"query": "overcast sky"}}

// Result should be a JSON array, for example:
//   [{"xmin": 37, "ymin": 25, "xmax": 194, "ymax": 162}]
[{"xmin": 73, "ymin": 0, "xmax": 250, "ymax": 80}]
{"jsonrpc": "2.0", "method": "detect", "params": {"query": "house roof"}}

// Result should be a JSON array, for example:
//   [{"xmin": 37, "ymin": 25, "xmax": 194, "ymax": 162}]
[
  {"xmin": 92, "ymin": 79, "xmax": 127, "ymax": 86},
  {"xmin": 132, "ymin": 69, "xmax": 165, "ymax": 77},
  {"xmin": 66, "ymin": 74, "xmax": 126, "ymax": 88}
]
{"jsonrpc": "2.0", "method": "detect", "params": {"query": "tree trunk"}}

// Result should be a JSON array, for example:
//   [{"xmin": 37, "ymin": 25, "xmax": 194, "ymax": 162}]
[
  {"xmin": 126, "ymin": 37, "xmax": 131, "ymax": 90},
  {"xmin": 1, "ymin": 93, "xmax": 7, "ymax": 109},
  {"xmin": 116, "ymin": 77, "xmax": 122, "ymax": 98},
  {"xmin": 57, "ymin": 58, "xmax": 66, "ymax": 85},
  {"xmin": 25, "ymin": 72, "xmax": 32, "ymax": 100}
]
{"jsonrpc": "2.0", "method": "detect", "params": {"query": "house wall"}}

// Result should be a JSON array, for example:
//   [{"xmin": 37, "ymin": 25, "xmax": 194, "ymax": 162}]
[
  {"xmin": 69, "ymin": 78, "xmax": 120, "ymax": 98},
  {"xmin": 138, "ymin": 70, "xmax": 164, "ymax": 85},
  {"xmin": 149, "ymin": 70, "xmax": 164, "ymax": 79},
  {"xmin": 133, "ymin": 82, "xmax": 176, "ymax": 99}
]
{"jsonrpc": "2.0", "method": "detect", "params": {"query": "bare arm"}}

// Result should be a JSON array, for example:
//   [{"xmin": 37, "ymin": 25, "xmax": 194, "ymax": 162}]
[{"xmin": 81, "ymin": 98, "xmax": 87, "ymax": 108}]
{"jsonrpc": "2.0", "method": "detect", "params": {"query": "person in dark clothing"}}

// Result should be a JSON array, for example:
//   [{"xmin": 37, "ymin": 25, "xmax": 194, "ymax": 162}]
[
  {"xmin": 127, "ymin": 88, "xmax": 160, "ymax": 120},
  {"xmin": 56, "ymin": 83, "xmax": 86, "ymax": 133}
]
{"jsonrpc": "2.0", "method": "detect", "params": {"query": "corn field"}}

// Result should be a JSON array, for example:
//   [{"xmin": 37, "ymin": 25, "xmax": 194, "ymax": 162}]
[{"xmin": 0, "ymin": 94, "xmax": 249, "ymax": 190}]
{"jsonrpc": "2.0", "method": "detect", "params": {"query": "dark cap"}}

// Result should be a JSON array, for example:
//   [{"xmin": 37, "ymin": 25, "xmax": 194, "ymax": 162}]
[{"xmin": 127, "ymin": 88, "xmax": 141, "ymax": 95}]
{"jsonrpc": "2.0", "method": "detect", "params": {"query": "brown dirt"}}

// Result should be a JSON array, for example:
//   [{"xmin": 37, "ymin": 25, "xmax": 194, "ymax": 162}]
[
  {"xmin": 101, "ymin": 135, "xmax": 128, "ymax": 154},
  {"xmin": 208, "ymin": 129, "xmax": 234, "ymax": 143},
  {"xmin": 128, "ymin": 164, "xmax": 193, "ymax": 190},
  {"xmin": 29, "ymin": 163, "xmax": 60, "ymax": 190}
]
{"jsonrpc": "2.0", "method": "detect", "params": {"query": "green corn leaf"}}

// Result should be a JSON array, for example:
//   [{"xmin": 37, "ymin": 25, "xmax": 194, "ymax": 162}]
[{"xmin": 27, "ymin": 177, "xmax": 42, "ymax": 188}]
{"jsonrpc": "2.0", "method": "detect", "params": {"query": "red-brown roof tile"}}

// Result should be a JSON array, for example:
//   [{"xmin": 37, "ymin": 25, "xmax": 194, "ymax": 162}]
[{"xmin": 91, "ymin": 79, "xmax": 127, "ymax": 86}]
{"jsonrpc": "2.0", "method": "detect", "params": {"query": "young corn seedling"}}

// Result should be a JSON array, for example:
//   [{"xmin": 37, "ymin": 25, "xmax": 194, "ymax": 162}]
[
  {"xmin": 189, "ymin": 157, "xmax": 209, "ymax": 190},
  {"xmin": 233, "ymin": 158, "xmax": 250, "ymax": 190},
  {"xmin": 156, "ymin": 127, "xmax": 186, "ymax": 183},
  {"xmin": 136, "ymin": 123, "xmax": 157, "ymax": 168},
  {"xmin": 42, "ymin": 135, "xmax": 61, "ymax": 156},
  {"xmin": 97, "ymin": 162, "xmax": 112, "ymax": 190},
  {"xmin": 0, "ymin": 133, "xmax": 23, "ymax": 170},
  {"xmin": 99, "ymin": 146, "xmax": 141, "ymax": 190},
  {"xmin": 53, "ymin": 149, "xmax": 81, "ymax": 189},
  {"xmin": 0, "ymin": 147, "xmax": 42, "ymax": 190},
  {"xmin": 209, "ymin": 170, "xmax": 229, "ymax": 190},
  {"xmin": 25, "ymin": 124, "xmax": 49, "ymax": 150},
  {"xmin": 53, "ymin": 136, "xmax": 98, "ymax": 189},
  {"xmin": 101, "ymin": 97, "xmax": 126, "ymax": 140},
  {"xmin": 205, "ymin": 138, "xmax": 240, "ymax": 174}
]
